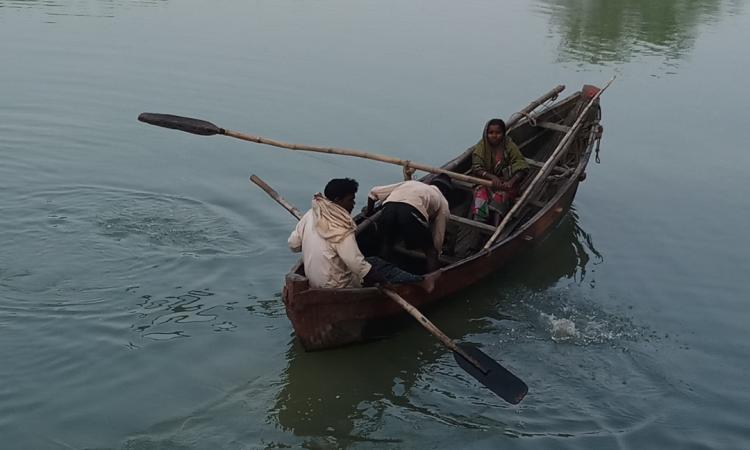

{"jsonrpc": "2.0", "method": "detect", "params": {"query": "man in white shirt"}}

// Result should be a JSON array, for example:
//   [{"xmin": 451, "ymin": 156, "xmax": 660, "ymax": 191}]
[
  {"xmin": 288, "ymin": 178, "xmax": 386, "ymax": 289},
  {"xmin": 365, "ymin": 174, "xmax": 452, "ymax": 272}
]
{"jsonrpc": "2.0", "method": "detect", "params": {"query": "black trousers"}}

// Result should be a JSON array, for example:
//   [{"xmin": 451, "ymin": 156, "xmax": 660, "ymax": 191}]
[
  {"xmin": 365, "ymin": 256, "xmax": 423, "ymax": 284},
  {"xmin": 378, "ymin": 202, "xmax": 432, "ymax": 251}
]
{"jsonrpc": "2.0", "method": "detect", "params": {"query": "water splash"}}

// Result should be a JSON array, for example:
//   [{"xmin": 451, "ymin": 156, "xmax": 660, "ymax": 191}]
[
  {"xmin": 499, "ymin": 287, "xmax": 649, "ymax": 347},
  {"xmin": 545, "ymin": 313, "xmax": 578, "ymax": 342}
]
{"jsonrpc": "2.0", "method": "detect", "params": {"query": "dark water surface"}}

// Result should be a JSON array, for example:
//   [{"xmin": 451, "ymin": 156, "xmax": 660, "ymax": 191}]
[{"xmin": 2, "ymin": 0, "xmax": 749, "ymax": 448}]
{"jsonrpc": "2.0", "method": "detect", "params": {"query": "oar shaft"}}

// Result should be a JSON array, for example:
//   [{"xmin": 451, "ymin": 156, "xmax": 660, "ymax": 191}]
[
  {"xmin": 249, "ymin": 175, "xmax": 303, "ymax": 221},
  {"xmin": 225, "ymin": 129, "xmax": 493, "ymax": 187},
  {"xmin": 139, "ymin": 112, "xmax": 491, "ymax": 186},
  {"xmin": 380, "ymin": 288, "xmax": 488, "ymax": 374}
]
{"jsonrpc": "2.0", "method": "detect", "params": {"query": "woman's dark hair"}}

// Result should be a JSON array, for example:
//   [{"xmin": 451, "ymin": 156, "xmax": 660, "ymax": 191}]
[
  {"xmin": 486, "ymin": 118, "xmax": 506, "ymax": 135},
  {"xmin": 324, "ymin": 178, "xmax": 359, "ymax": 201}
]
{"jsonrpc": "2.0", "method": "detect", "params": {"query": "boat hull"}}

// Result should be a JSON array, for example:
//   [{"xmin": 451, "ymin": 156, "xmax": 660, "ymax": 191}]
[
  {"xmin": 284, "ymin": 176, "xmax": 585, "ymax": 350},
  {"xmin": 283, "ymin": 86, "xmax": 600, "ymax": 350}
]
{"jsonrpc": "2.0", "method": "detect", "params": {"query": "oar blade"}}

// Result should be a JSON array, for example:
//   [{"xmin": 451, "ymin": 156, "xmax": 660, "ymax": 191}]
[
  {"xmin": 138, "ymin": 113, "xmax": 223, "ymax": 136},
  {"xmin": 453, "ymin": 343, "xmax": 528, "ymax": 404}
]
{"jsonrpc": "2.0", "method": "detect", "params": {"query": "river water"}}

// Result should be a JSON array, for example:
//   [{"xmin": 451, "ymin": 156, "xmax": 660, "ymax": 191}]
[{"xmin": 1, "ymin": 1, "xmax": 749, "ymax": 449}]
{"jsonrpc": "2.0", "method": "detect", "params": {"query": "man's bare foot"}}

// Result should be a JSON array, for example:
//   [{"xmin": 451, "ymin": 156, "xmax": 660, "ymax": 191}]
[{"xmin": 419, "ymin": 270, "xmax": 442, "ymax": 293}]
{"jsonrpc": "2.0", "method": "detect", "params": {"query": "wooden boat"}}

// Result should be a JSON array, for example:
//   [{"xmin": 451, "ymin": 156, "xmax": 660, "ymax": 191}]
[{"xmin": 283, "ymin": 84, "xmax": 606, "ymax": 350}]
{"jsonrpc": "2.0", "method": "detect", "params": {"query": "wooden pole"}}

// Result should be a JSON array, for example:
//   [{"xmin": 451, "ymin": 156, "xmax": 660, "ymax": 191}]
[
  {"xmin": 483, "ymin": 76, "xmax": 616, "ymax": 250},
  {"xmin": 380, "ymin": 288, "xmax": 488, "ymax": 374},
  {"xmin": 249, "ymin": 175, "xmax": 303, "ymax": 220},
  {"xmin": 140, "ymin": 84, "xmax": 567, "ymax": 190},
  {"xmin": 506, "ymin": 85, "xmax": 565, "ymax": 129},
  {"xmin": 229, "ymin": 129, "xmax": 493, "ymax": 187}
]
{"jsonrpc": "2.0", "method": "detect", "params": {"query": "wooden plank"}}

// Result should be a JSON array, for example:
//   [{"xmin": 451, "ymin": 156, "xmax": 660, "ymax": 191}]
[
  {"xmin": 449, "ymin": 214, "xmax": 496, "ymax": 232},
  {"xmin": 393, "ymin": 245, "xmax": 457, "ymax": 265},
  {"xmin": 536, "ymin": 121, "xmax": 571, "ymax": 133},
  {"xmin": 454, "ymin": 157, "xmax": 566, "ymax": 190},
  {"xmin": 526, "ymin": 158, "xmax": 568, "ymax": 175}
]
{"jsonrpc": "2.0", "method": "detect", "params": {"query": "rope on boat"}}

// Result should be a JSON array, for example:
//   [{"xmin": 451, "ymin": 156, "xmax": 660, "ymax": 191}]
[
  {"xmin": 402, "ymin": 160, "xmax": 416, "ymax": 180},
  {"xmin": 508, "ymin": 94, "xmax": 557, "ymax": 127},
  {"xmin": 592, "ymin": 101, "xmax": 603, "ymax": 163},
  {"xmin": 513, "ymin": 111, "xmax": 538, "ymax": 127}
]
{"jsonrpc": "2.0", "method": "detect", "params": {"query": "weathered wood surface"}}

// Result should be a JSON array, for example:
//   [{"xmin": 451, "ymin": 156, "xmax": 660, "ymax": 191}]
[{"xmin": 283, "ymin": 84, "xmax": 605, "ymax": 350}]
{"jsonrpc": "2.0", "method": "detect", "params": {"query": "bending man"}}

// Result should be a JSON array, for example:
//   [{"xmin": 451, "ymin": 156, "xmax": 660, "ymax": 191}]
[{"xmin": 365, "ymin": 174, "xmax": 452, "ymax": 273}]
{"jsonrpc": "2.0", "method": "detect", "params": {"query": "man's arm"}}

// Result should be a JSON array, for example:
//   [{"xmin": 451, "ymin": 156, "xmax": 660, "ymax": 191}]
[
  {"xmin": 431, "ymin": 197, "xmax": 450, "ymax": 255},
  {"xmin": 365, "ymin": 182, "xmax": 402, "ymax": 216},
  {"xmin": 335, "ymin": 234, "xmax": 373, "ymax": 286},
  {"xmin": 368, "ymin": 182, "xmax": 401, "ymax": 202},
  {"xmin": 364, "ymin": 196, "xmax": 377, "ymax": 217},
  {"xmin": 362, "ymin": 265, "xmax": 387, "ymax": 286},
  {"xmin": 287, "ymin": 213, "xmax": 307, "ymax": 253}
]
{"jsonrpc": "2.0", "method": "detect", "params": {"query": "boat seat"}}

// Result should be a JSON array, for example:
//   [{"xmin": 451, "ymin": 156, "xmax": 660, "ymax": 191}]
[
  {"xmin": 457, "ymin": 158, "xmax": 566, "ymax": 185},
  {"xmin": 393, "ymin": 244, "xmax": 458, "ymax": 265},
  {"xmin": 535, "ymin": 121, "xmax": 571, "ymax": 133},
  {"xmin": 449, "ymin": 214, "xmax": 495, "ymax": 232}
]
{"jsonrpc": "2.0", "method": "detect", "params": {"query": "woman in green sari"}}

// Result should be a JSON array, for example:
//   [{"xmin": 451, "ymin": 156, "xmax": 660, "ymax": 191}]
[{"xmin": 469, "ymin": 118, "xmax": 529, "ymax": 225}]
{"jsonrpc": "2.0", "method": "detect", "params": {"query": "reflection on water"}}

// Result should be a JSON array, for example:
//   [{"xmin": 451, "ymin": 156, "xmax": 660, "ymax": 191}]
[
  {"xmin": 483, "ymin": 210, "xmax": 654, "ymax": 347},
  {"xmin": 269, "ymin": 210, "xmax": 608, "ymax": 444},
  {"xmin": 511, "ymin": 207, "xmax": 602, "ymax": 291},
  {"xmin": 0, "ymin": 0, "xmax": 165, "ymax": 17},
  {"xmin": 126, "ymin": 286, "xmax": 291, "ymax": 344},
  {"xmin": 269, "ymin": 340, "xmax": 492, "ymax": 447},
  {"xmin": 271, "ymin": 346, "xmax": 407, "ymax": 447},
  {"xmin": 454, "ymin": 208, "xmax": 648, "ymax": 349},
  {"xmin": 536, "ymin": 0, "xmax": 744, "ymax": 67}
]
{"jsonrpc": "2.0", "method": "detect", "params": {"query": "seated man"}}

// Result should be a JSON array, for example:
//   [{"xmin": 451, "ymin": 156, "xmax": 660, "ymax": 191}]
[
  {"xmin": 469, "ymin": 118, "xmax": 529, "ymax": 225},
  {"xmin": 364, "ymin": 174, "xmax": 452, "ymax": 273},
  {"xmin": 288, "ymin": 178, "xmax": 384, "ymax": 289}
]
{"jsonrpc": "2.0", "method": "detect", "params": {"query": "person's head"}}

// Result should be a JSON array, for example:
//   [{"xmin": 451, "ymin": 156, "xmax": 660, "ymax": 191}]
[
  {"xmin": 485, "ymin": 118, "xmax": 506, "ymax": 147},
  {"xmin": 324, "ymin": 178, "xmax": 359, "ymax": 213},
  {"xmin": 430, "ymin": 173, "xmax": 453, "ymax": 198}
]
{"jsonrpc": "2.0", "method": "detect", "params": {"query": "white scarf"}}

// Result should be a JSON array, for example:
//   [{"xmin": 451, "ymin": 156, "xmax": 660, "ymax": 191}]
[{"xmin": 311, "ymin": 193, "xmax": 355, "ymax": 243}]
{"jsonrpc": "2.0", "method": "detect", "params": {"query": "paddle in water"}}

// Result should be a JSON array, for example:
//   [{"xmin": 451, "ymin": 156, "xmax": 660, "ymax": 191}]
[
  {"xmin": 248, "ymin": 174, "xmax": 528, "ymax": 405},
  {"xmin": 380, "ymin": 288, "xmax": 528, "ymax": 404}
]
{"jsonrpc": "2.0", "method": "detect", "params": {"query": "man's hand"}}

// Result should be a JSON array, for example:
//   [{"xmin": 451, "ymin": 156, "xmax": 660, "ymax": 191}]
[{"xmin": 364, "ymin": 197, "xmax": 376, "ymax": 217}]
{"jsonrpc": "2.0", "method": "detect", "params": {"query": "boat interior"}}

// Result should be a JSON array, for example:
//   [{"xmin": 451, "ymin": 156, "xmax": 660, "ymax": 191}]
[{"xmin": 296, "ymin": 89, "xmax": 600, "ymax": 279}]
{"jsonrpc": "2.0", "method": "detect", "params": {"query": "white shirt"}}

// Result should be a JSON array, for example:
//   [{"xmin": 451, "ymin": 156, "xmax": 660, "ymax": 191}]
[
  {"xmin": 368, "ymin": 180, "xmax": 450, "ymax": 253},
  {"xmin": 288, "ymin": 210, "xmax": 372, "ymax": 289}
]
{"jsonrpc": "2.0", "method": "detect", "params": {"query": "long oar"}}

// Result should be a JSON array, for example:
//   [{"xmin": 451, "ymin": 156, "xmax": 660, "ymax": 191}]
[
  {"xmin": 379, "ymin": 289, "xmax": 528, "ymax": 404},
  {"xmin": 138, "ymin": 112, "xmax": 493, "ymax": 188},
  {"xmin": 249, "ymin": 174, "xmax": 528, "ymax": 404}
]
